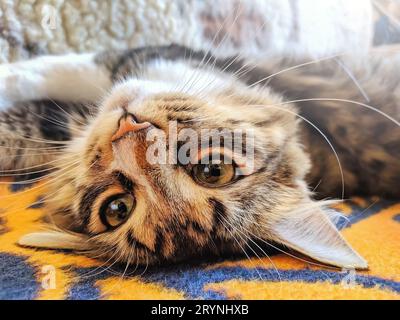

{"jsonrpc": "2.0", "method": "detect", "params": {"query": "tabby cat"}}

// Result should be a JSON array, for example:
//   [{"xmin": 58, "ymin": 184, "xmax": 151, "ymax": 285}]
[{"xmin": 1, "ymin": 44, "xmax": 399, "ymax": 269}]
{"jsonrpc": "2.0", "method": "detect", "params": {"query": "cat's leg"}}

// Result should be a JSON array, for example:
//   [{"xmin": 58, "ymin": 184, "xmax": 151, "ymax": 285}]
[
  {"xmin": 0, "ymin": 100, "xmax": 89, "ymax": 173},
  {"xmin": 0, "ymin": 53, "xmax": 112, "ymax": 172},
  {"xmin": 0, "ymin": 53, "xmax": 113, "ymax": 110}
]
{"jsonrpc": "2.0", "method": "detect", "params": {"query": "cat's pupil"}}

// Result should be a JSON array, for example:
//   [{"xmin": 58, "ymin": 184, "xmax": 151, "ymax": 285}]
[
  {"xmin": 110, "ymin": 200, "xmax": 128, "ymax": 219},
  {"xmin": 102, "ymin": 194, "xmax": 136, "ymax": 228},
  {"xmin": 191, "ymin": 156, "xmax": 236, "ymax": 187},
  {"xmin": 204, "ymin": 164, "xmax": 222, "ymax": 179},
  {"xmin": 199, "ymin": 163, "xmax": 229, "ymax": 182}
]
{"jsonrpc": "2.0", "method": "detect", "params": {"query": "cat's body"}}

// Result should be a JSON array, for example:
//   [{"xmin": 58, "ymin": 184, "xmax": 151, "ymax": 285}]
[{"xmin": 0, "ymin": 44, "xmax": 399, "ymax": 269}]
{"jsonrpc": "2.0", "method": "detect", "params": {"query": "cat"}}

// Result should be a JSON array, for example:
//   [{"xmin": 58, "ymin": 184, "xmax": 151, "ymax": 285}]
[{"xmin": 0, "ymin": 44, "xmax": 399, "ymax": 269}]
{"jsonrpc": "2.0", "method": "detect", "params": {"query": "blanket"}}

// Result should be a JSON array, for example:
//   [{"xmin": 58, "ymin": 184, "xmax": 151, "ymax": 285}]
[
  {"xmin": 0, "ymin": 0, "xmax": 399, "ymax": 300},
  {"xmin": 0, "ymin": 0, "xmax": 372, "ymax": 63},
  {"xmin": 0, "ymin": 181, "xmax": 399, "ymax": 299}
]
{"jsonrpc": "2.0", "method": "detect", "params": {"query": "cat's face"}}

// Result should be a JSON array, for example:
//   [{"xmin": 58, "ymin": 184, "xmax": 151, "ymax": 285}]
[{"xmin": 19, "ymin": 64, "xmax": 367, "ymax": 269}]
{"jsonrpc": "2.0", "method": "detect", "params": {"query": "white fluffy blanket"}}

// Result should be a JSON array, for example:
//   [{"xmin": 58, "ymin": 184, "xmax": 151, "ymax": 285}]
[{"xmin": 0, "ymin": 0, "xmax": 373, "ymax": 63}]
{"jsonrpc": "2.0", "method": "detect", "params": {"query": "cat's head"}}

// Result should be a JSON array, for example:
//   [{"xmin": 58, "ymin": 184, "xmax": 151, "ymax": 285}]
[{"xmin": 19, "ymin": 62, "xmax": 367, "ymax": 269}]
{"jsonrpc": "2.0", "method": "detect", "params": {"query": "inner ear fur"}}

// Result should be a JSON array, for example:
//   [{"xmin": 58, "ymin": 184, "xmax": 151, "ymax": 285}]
[{"xmin": 269, "ymin": 200, "xmax": 368, "ymax": 269}]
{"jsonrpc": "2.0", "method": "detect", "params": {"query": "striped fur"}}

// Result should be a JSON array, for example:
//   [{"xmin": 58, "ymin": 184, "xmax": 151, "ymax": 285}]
[{"xmin": 2, "ymin": 44, "xmax": 398, "ymax": 268}]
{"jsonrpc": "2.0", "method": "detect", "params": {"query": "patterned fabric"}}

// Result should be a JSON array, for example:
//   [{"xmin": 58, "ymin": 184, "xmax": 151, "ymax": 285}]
[{"xmin": 0, "ymin": 180, "xmax": 399, "ymax": 300}]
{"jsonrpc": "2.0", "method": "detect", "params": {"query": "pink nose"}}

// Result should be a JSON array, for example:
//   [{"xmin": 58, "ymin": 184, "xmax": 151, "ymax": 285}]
[{"xmin": 111, "ymin": 114, "xmax": 151, "ymax": 142}]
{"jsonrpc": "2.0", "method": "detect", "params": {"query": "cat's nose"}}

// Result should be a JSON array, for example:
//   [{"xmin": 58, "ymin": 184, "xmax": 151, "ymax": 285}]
[{"xmin": 111, "ymin": 113, "xmax": 151, "ymax": 142}]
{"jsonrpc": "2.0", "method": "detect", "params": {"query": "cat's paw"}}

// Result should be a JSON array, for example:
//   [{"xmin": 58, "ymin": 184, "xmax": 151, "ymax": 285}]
[{"xmin": 0, "ymin": 63, "xmax": 44, "ymax": 109}]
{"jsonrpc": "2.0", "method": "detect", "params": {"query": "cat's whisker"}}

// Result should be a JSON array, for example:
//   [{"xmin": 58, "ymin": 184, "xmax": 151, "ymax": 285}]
[
  {"xmin": 16, "ymin": 157, "xmax": 101, "ymax": 210},
  {"xmin": 13, "ymin": 136, "xmax": 69, "ymax": 145},
  {"xmin": 247, "ymin": 103, "xmax": 346, "ymax": 199},
  {"xmin": 73, "ymin": 249, "xmax": 131, "ymax": 284},
  {"xmin": 138, "ymin": 252, "xmax": 150, "ymax": 277},
  {"xmin": 249, "ymin": 226, "xmax": 347, "ymax": 271},
  {"xmin": 229, "ymin": 57, "xmax": 262, "ymax": 80},
  {"xmin": 122, "ymin": 246, "xmax": 144, "ymax": 278},
  {"xmin": 214, "ymin": 214, "xmax": 267, "ymax": 282},
  {"xmin": 0, "ymin": 154, "xmax": 65, "ymax": 173},
  {"xmin": 0, "ymin": 163, "xmax": 77, "ymax": 185},
  {"xmin": 0, "ymin": 176, "xmax": 80, "ymax": 217},
  {"xmin": 234, "ymin": 200, "xmax": 349, "ymax": 271},
  {"xmin": 0, "ymin": 185, "xmax": 71, "ymax": 218},
  {"xmin": 221, "ymin": 48, "xmax": 400, "ymax": 104},
  {"xmin": 93, "ymin": 246, "xmax": 132, "ymax": 282},
  {"xmin": 119, "ymin": 248, "xmax": 135, "ymax": 281},
  {"xmin": 47, "ymin": 98, "xmax": 89, "ymax": 127},
  {"xmin": 312, "ymin": 179, "xmax": 323, "ymax": 193},
  {"xmin": 193, "ymin": 18, "xmax": 273, "ymax": 99},
  {"xmin": 0, "ymin": 127, "xmax": 71, "ymax": 145},
  {"xmin": 0, "ymin": 159, "xmax": 81, "ymax": 203},
  {"xmin": 195, "ymin": 54, "xmax": 342, "ymax": 103},
  {"xmin": 25, "ymin": 107, "xmax": 83, "ymax": 134},
  {"xmin": 178, "ymin": 116, "xmax": 210, "ymax": 123},
  {"xmin": 0, "ymin": 166, "xmax": 55, "ymax": 178},
  {"xmin": 237, "ymin": 49, "xmax": 400, "ymax": 115},
  {"xmin": 76, "ymin": 246, "xmax": 123, "ymax": 280},
  {"xmin": 347, "ymin": 198, "xmax": 378, "ymax": 224},
  {"xmin": 333, "ymin": 58, "xmax": 370, "ymax": 103},
  {"xmin": 171, "ymin": 47, "xmax": 198, "ymax": 94},
  {"xmin": 126, "ymin": 237, "xmax": 149, "ymax": 277},
  {"xmin": 85, "ymin": 243, "xmax": 120, "ymax": 261},
  {"xmin": 217, "ymin": 211, "xmax": 283, "ymax": 285},
  {"xmin": 179, "ymin": 1, "xmax": 245, "ymax": 94},
  {"xmin": 0, "ymin": 151, "xmax": 65, "ymax": 163},
  {"xmin": 30, "ymin": 108, "xmax": 83, "ymax": 133},
  {"xmin": 246, "ymin": 53, "xmax": 343, "ymax": 89},
  {"xmin": 181, "ymin": 0, "xmax": 275, "ymax": 96},
  {"xmin": 0, "ymin": 144, "xmax": 66, "ymax": 151},
  {"xmin": 0, "ymin": 153, "xmax": 76, "ymax": 173},
  {"xmin": 272, "ymin": 98, "xmax": 400, "ymax": 128},
  {"xmin": 0, "ymin": 154, "xmax": 80, "ymax": 176},
  {"xmin": 373, "ymin": 0, "xmax": 400, "ymax": 29}
]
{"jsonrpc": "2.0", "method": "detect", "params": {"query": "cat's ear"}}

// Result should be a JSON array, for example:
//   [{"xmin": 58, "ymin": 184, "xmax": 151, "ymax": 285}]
[
  {"xmin": 269, "ymin": 202, "xmax": 368, "ymax": 269},
  {"xmin": 18, "ymin": 230, "xmax": 90, "ymax": 251}
]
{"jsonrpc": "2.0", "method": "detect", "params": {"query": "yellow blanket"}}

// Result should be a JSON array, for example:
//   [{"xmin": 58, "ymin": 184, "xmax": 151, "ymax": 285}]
[{"xmin": 0, "ymin": 181, "xmax": 399, "ymax": 300}]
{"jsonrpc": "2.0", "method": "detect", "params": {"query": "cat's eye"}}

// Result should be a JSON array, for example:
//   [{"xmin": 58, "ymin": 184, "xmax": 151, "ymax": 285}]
[
  {"xmin": 192, "ymin": 160, "xmax": 236, "ymax": 187},
  {"xmin": 100, "ymin": 194, "xmax": 136, "ymax": 229}
]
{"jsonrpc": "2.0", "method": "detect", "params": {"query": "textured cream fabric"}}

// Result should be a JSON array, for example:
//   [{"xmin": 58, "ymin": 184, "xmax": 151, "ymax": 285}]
[{"xmin": 0, "ymin": 0, "xmax": 373, "ymax": 63}]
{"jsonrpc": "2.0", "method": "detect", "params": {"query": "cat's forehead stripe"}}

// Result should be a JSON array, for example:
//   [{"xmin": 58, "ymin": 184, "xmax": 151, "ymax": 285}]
[
  {"xmin": 79, "ymin": 183, "xmax": 112, "ymax": 230},
  {"xmin": 113, "ymin": 171, "xmax": 135, "ymax": 192}
]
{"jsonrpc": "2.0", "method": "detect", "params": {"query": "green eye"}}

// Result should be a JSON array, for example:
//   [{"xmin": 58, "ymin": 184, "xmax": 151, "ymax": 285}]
[
  {"xmin": 100, "ymin": 194, "xmax": 136, "ymax": 229},
  {"xmin": 192, "ymin": 161, "xmax": 236, "ymax": 187}
]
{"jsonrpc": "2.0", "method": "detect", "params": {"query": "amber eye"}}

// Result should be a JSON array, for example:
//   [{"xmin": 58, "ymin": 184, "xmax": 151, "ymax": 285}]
[
  {"xmin": 100, "ymin": 194, "xmax": 136, "ymax": 229},
  {"xmin": 192, "ymin": 160, "xmax": 236, "ymax": 187}
]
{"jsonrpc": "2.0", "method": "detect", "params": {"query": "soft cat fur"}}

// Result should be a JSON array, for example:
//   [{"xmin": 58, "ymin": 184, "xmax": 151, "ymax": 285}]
[{"xmin": 1, "ymin": 44, "xmax": 399, "ymax": 269}]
